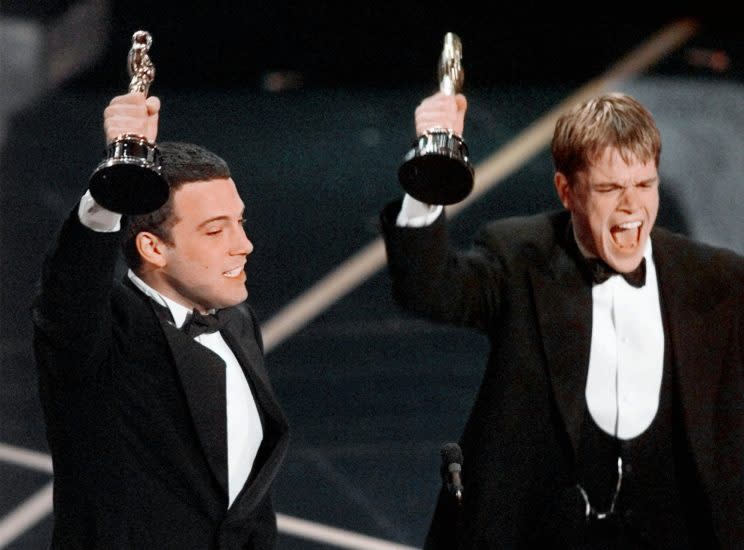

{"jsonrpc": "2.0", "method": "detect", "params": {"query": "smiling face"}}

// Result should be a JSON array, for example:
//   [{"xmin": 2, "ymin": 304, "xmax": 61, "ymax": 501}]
[
  {"xmin": 555, "ymin": 146, "xmax": 659, "ymax": 273},
  {"xmin": 140, "ymin": 177, "xmax": 253, "ymax": 312}
]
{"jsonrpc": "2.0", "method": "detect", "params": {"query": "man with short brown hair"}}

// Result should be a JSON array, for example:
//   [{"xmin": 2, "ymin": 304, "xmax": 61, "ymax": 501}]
[{"xmin": 33, "ymin": 92, "xmax": 289, "ymax": 549}]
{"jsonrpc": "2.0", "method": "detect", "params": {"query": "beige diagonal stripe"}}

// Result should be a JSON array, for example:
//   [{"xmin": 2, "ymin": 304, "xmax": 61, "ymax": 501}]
[{"xmin": 261, "ymin": 18, "xmax": 700, "ymax": 353}]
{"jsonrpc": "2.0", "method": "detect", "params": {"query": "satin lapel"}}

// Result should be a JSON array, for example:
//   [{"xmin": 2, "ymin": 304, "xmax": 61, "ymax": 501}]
[
  {"xmin": 220, "ymin": 308, "xmax": 286, "ymax": 428},
  {"xmin": 160, "ymin": 322, "xmax": 229, "ymax": 495},
  {"xmin": 120, "ymin": 278, "xmax": 229, "ymax": 494},
  {"xmin": 219, "ymin": 307, "xmax": 289, "ymax": 516},
  {"xmin": 653, "ymin": 232, "xmax": 716, "ymax": 485},
  {"xmin": 528, "ymin": 232, "xmax": 593, "ymax": 458}
]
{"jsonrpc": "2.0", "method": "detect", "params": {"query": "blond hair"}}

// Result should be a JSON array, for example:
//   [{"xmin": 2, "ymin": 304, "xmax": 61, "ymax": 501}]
[{"xmin": 551, "ymin": 93, "xmax": 661, "ymax": 183}]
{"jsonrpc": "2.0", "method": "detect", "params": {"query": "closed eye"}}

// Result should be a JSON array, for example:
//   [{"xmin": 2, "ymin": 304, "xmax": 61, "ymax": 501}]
[{"xmin": 594, "ymin": 184, "xmax": 621, "ymax": 193}]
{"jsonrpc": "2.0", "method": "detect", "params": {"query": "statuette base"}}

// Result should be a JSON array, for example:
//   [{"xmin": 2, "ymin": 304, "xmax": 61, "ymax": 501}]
[
  {"xmin": 89, "ymin": 135, "xmax": 169, "ymax": 215},
  {"xmin": 398, "ymin": 130, "xmax": 474, "ymax": 205}
]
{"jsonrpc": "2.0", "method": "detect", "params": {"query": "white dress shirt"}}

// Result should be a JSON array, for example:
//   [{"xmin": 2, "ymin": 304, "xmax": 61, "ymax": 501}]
[{"xmin": 584, "ymin": 240, "xmax": 664, "ymax": 439}]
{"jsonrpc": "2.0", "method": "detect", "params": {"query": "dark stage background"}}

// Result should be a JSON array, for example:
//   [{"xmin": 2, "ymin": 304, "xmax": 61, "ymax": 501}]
[{"xmin": 0, "ymin": 2, "xmax": 742, "ymax": 548}]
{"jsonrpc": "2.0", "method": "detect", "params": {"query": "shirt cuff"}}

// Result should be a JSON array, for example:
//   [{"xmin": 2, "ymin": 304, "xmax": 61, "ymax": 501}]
[
  {"xmin": 77, "ymin": 190, "xmax": 122, "ymax": 232},
  {"xmin": 395, "ymin": 194, "xmax": 443, "ymax": 228}
]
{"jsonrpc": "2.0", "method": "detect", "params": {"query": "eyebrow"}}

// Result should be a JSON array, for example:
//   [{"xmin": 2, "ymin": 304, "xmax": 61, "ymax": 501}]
[{"xmin": 196, "ymin": 208, "xmax": 245, "ymax": 230}]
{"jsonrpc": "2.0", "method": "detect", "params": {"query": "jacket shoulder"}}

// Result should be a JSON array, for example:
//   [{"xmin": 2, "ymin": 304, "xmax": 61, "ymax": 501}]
[
  {"xmin": 475, "ymin": 210, "xmax": 568, "ymax": 262},
  {"xmin": 654, "ymin": 227, "xmax": 744, "ymax": 282}
]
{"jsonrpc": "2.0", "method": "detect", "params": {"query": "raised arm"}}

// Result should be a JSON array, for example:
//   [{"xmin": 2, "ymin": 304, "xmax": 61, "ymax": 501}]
[{"xmin": 32, "ymin": 93, "xmax": 160, "ymax": 371}]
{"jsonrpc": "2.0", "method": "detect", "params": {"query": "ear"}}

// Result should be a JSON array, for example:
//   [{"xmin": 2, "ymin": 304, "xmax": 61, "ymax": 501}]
[
  {"xmin": 135, "ymin": 231, "xmax": 168, "ymax": 268},
  {"xmin": 554, "ymin": 172, "xmax": 571, "ymax": 210}
]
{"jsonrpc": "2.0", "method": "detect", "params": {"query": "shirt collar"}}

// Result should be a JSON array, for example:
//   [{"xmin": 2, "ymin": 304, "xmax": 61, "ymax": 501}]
[{"xmin": 127, "ymin": 269, "xmax": 192, "ymax": 328}]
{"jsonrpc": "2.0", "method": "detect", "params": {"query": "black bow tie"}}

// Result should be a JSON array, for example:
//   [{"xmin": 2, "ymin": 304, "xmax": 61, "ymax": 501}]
[
  {"xmin": 181, "ymin": 308, "xmax": 228, "ymax": 338},
  {"xmin": 587, "ymin": 257, "xmax": 646, "ymax": 288}
]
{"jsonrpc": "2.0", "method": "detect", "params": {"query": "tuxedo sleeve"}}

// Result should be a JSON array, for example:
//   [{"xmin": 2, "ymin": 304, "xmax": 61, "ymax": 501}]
[
  {"xmin": 32, "ymin": 206, "xmax": 122, "ymax": 377},
  {"xmin": 380, "ymin": 200, "xmax": 504, "ymax": 332}
]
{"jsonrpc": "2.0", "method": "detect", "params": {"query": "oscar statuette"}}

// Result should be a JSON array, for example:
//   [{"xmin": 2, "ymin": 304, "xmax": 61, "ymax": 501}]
[
  {"xmin": 88, "ymin": 30, "xmax": 169, "ymax": 215},
  {"xmin": 397, "ymin": 32, "xmax": 474, "ymax": 205}
]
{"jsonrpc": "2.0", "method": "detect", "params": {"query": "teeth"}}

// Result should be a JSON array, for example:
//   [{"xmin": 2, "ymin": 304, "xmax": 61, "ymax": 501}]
[
  {"xmin": 223, "ymin": 267, "xmax": 243, "ymax": 278},
  {"xmin": 618, "ymin": 221, "xmax": 642, "ymax": 230}
]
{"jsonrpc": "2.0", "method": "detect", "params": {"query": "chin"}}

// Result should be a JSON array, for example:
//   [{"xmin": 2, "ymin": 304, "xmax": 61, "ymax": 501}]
[
  {"xmin": 607, "ymin": 253, "xmax": 644, "ymax": 273},
  {"xmin": 224, "ymin": 291, "xmax": 248, "ymax": 308}
]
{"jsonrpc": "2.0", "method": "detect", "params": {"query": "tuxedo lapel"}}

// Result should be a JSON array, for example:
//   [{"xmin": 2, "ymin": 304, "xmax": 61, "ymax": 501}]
[
  {"xmin": 220, "ymin": 308, "xmax": 277, "ymax": 411},
  {"xmin": 161, "ymin": 322, "xmax": 229, "ymax": 496},
  {"xmin": 219, "ymin": 306, "xmax": 289, "ymax": 516},
  {"xmin": 120, "ymin": 278, "xmax": 229, "ymax": 495},
  {"xmin": 529, "ymin": 223, "xmax": 593, "ymax": 458},
  {"xmin": 652, "ymin": 232, "xmax": 718, "ymax": 485},
  {"xmin": 652, "ymin": 230, "xmax": 744, "ymax": 545}
]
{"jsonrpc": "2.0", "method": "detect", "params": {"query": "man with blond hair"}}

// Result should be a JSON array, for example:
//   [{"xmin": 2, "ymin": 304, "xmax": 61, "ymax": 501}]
[{"xmin": 382, "ymin": 91, "xmax": 744, "ymax": 548}]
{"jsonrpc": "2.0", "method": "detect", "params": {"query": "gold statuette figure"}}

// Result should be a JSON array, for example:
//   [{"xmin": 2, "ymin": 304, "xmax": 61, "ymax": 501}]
[
  {"xmin": 398, "ymin": 32, "xmax": 474, "ymax": 205},
  {"xmin": 89, "ymin": 30, "xmax": 168, "ymax": 215}
]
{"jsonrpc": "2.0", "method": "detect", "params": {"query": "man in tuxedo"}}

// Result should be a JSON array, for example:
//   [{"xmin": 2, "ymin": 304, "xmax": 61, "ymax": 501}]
[
  {"xmin": 381, "ymin": 91, "xmax": 744, "ymax": 548},
  {"xmin": 32, "ymin": 92, "xmax": 289, "ymax": 549}
]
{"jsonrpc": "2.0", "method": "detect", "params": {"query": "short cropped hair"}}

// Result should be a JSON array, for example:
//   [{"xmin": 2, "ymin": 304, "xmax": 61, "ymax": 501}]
[
  {"xmin": 551, "ymin": 93, "xmax": 661, "ymax": 184},
  {"xmin": 121, "ymin": 142, "xmax": 231, "ymax": 270}
]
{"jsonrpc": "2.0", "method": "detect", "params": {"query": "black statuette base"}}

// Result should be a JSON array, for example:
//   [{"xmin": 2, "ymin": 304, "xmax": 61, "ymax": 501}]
[
  {"xmin": 89, "ymin": 135, "xmax": 168, "ymax": 215},
  {"xmin": 398, "ymin": 131, "xmax": 474, "ymax": 205}
]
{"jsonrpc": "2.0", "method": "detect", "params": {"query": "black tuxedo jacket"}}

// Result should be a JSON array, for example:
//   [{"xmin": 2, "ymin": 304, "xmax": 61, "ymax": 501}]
[
  {"xmin": 32, "ymin": 210, "xmax": 289, "ymax": 549},
  {"xmin": 381, "ymin": 203, "xmax": 744, "ymax": 548}
]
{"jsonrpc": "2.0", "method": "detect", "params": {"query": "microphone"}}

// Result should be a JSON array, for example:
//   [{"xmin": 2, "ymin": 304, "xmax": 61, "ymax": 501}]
[{"xmin": 440, "ymin": 442, "xmax": 464, "ymax": 503}]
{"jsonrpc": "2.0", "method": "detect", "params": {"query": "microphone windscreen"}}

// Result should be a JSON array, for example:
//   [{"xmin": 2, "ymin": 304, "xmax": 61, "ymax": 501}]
[{"xmin": 440, "ymin": 442, "xmax": 463, "ymax": 465}]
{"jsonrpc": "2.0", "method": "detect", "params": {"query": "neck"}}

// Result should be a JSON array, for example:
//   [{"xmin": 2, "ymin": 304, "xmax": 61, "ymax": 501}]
[{"xmin": 127, "ymin": 270, "xmax": 211, "ymax": 328}]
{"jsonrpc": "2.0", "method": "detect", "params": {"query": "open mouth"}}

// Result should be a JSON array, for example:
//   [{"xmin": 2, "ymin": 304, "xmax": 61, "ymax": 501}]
[
  {"xmin": 223, "ymin": 266, "xmax": 244, "ymax": 278},
  {"xmin": 610, "ymin": 220, "xmax": 642, "ymax": 250}
]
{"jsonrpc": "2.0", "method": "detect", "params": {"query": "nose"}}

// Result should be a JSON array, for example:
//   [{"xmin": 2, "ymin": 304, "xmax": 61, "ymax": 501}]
[
  {"xmin": 232, "ymin": 225, "xmax": 254, "ymax": 256},
  {"xmin": 618, "ymin": 185, "xmax": 640, "ymax": 212}
]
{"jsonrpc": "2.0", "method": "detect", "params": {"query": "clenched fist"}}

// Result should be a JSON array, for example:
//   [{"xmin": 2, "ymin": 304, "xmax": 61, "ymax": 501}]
[
  {"xmin": 103, "ymin": 92, "xmax": 160, "ymax": 144},
  {"xmin": 414, "ymin": 91, "xmax": 467, "ymax": 137}
]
